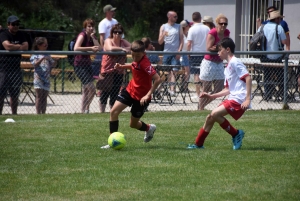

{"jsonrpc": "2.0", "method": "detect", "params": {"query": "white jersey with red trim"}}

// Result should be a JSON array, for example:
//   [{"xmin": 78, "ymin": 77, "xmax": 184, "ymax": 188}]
[{"xmin": 224, "ymin": 56, "xmax": 251, "ymax": 105}]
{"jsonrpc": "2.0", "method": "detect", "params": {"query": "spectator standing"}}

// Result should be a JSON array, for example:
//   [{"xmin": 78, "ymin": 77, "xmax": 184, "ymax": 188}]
[
  {"xmin": 98, "ymin": 4, "xmax": 118, "ymax": 46},
  {"xmin": 179, "ymin": 20, "xmax": 192, "ymax": 93},
  {"xmin": 74, "ymin": 18, "xmax": 101, "ymax": 114},
  {"xmin": 0, "ymin": 15, "xmax": 28, "ymax": 115},
  {"xmin": 257, "ymin": 6, "xmax": 290, "ymax": 50},
  {"xmin": 257, "ymin": 11, "xmax": 287, "ymax": 101},
  {"xmin": 101, "ymin": 40, "xmax": 162, "ymax": 149},
  {"xmin": 186, "ymin": 12, "xmax": 210, "ymax": 107},
  {"xmin": 97, "ymin": 4, "xmax": 118, "ymax": 97},
  {"xmin": 199, "ymin": 13, "xmax": 230, "ymax": 110},
  {"xmin": 30, "ymin": 37, "xmax": 58, "ymax": 114},
  {"xmin": 158, "ymin": 11, "xmax": 183, "ymax": 96},
  {"xmin": 187, "ymin": 37, "xmax": 252, "ymax": 150},
  {"xmin": 202, "ymin": 16, "xmax": 215, "ymax": 30},
  {"xmin": 98, "ymin": 24, "xmax": 131, "ymax": 113}
]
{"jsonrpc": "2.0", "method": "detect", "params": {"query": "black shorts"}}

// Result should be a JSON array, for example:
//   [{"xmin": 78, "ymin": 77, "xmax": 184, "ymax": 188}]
[
  {"xmin": 74, "ymin": 65, "xmax": 94, "ymax": 85},
  {"xmin": 0, "ymin": 70, "xmax": 22, "ymax": 97},
  {"xmin": 117, "ymin": 88, "xmax": 150, "ymax": 118}
]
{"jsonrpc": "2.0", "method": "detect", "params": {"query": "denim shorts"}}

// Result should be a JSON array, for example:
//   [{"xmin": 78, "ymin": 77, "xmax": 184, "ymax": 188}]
[
  {"xmin": 180, "ymin": 55, "xmax": 189, "ymax": 67},
  {"xmin": 162, "ymin": 55, "xmax": 181, "ymax": 71}
]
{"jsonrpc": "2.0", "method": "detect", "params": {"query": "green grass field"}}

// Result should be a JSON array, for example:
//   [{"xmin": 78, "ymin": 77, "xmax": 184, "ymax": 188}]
[{"xmin": 1, "ymin": 110, "xmax": 299, "ymax": 201}]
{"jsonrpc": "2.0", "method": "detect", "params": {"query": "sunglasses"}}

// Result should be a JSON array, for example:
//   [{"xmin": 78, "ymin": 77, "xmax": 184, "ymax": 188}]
[
  {"xmin": 11, "ymin": 22, "xmax": 20, "ymax": 26},
  {"xmin": 218, "ymin": 23, "xmax": 228, "ymax": 26},
  {"xmin": 113, "ymin": 31, "xmax": 123, "ymax": 34}
]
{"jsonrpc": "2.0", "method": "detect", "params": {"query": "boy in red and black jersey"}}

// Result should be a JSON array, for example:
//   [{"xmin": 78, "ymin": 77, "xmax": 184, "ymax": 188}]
[{"xmin": 101, "ymin": 40, "xmax": 162, "ymax": 149}]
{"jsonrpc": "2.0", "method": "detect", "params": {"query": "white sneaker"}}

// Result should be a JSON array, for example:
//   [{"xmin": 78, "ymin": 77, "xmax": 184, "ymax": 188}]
[
  {"xmin": 168, "ymin": 90, "xmax": 176, "ymax": 97},
  {"xmin": 144, "ymin": 124, "xmax": 156, "ymax": 142},
  {"xmin": 101, "ymin": 144, "xmax": 110, "ymax": 149}
]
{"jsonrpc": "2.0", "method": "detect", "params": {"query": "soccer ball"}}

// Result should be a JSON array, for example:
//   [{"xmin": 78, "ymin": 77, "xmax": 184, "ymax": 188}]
[{"xmin": 108, "ymin": 132, "xmax": 126, "ymax": 150}]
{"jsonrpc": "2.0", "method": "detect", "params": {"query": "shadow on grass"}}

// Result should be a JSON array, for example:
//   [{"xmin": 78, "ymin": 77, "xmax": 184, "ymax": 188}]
[{"xmin": 244, "ymin": 147, "xmax": 286, "ymax": 151}]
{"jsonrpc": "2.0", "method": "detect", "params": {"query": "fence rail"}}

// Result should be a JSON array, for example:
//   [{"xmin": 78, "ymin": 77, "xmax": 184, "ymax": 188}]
[{"xmin": 1, "ymin": 50, "xmax": 299, "ymax": 115}]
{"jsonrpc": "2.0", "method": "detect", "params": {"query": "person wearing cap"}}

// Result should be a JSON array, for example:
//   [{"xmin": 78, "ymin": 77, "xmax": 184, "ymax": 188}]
[
  {"xmin": 186, "ymin": 12, "xmax": 210, "ymax": 105},
  {"xmin": 158, "ymin": 11, "xmax": 183, "ymax": 97},
  {"xmin": 0, "ymin": 15, "xmax": 28, "ymax": 115},
  {"xmin": 257, "ymin": 10, "xmax": 287, "ymax": 101},
  {"xmin": 98, "ymin": 4, "xmax": 118, "ymax": 46},
  {"xmin": 202, "ymin": 16, "xmax": 215, "ymax": 30},
  {"xmin": 256, "ymin": 6, "xmax": 290, "ymax": 50}
]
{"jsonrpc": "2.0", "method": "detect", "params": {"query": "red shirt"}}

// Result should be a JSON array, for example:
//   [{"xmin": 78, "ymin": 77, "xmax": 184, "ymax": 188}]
[
  {"xmin": 204, "ymin": 28, "xmax": 230, "ymax": 62},
  {"xmin": 126, "ymin": 55, "xmax": 157, "ymax": 101}
]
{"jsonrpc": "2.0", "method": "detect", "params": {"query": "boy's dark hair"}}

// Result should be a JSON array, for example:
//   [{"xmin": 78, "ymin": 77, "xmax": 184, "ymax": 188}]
[
  {"xmin": 218, "ymin": 37, "xmax": 235, "ymax": 53},
  {"xmin": 131, "ymin": 40, "xmax": 145, "ymax": 52},
  {"xmin": 141, "ymin": 37, "xmax": 151, "ymax": 49}
]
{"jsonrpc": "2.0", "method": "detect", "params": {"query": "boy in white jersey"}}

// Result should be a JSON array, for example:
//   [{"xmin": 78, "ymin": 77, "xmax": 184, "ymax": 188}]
[{"xmin": 187, "ymin": 37, "xmax": 252, "ymax": 150}]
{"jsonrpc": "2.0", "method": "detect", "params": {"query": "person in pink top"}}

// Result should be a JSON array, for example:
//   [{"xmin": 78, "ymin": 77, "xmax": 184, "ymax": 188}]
[
  {"xmin": 199, "ymin": 14, "xmax": 230, "ymax": 110},
  {"xmin": 187, "ymin": 37, "xmax": 252, "ymax": 150}
]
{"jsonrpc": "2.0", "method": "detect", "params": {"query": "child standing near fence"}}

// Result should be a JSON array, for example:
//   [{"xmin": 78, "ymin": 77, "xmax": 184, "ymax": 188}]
[
  {"xmin": 101, "ymin": 40, "xmax": 162, "ymax": 149},
  {"xmin": 30, "ymin": 37, "xmax": 58, "ymax": 114},
  {"xmin": 187, "ymin": 37, "xmax": 252, "ymax": 150}
]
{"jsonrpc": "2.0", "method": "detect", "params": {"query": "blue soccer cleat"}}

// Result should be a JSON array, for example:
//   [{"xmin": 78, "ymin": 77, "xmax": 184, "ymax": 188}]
[
  {"xmin": 232, "ymin": 130, "xmax": 245, "ymax": 150},
  {"xmin": 187, "ymin": 144, "xmax": 204, "ymax": 149}
]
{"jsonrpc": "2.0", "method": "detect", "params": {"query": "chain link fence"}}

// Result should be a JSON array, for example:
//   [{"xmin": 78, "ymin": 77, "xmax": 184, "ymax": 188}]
[{"xmin": 1, "ymin": 51, "xmax": 299, "ymax": 115}]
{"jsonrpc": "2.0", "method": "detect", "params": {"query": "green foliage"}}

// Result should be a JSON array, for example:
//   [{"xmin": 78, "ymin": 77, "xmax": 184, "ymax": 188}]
[{"xmin": 0, "ymin": 111, "xmax": 300, "ymax": 200}]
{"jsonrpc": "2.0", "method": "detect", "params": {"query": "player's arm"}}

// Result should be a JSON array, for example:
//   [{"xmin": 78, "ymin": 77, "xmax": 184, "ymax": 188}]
[
  {"xmin": 241, "ymin": 75, "xmax": 252, "ymax": 110},
  {"xmin": 207, "ymin": 87, "xmax": 230, "ymax": 99},
  {"xmin": 114, "ymin": 63, "xmax": 131, "ymax": 69},
  {"xmin": 140, "ymin": 73, "xmax": 162, "ymax": 105}
]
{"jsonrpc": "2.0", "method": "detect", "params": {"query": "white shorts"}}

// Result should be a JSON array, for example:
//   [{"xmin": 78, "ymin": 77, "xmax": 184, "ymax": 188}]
[{"xmin": 199, "ymin": 59, "xmax": 225, "ymax": 81}]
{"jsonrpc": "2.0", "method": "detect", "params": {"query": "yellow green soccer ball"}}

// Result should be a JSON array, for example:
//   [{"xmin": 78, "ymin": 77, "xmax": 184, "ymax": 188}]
[{"xmin": 108, "ymin": 132, "xmax": 126, "ymax": 150}]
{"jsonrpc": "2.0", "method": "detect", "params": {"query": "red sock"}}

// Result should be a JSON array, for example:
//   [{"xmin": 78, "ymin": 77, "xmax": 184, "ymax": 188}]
[
  {"xmin": 195, "ymin": 128, "xmax": 209, "ymax": 146},
  {"xmin": 219, "ymin": 118, "xmax": 238, "ymax": 137}
]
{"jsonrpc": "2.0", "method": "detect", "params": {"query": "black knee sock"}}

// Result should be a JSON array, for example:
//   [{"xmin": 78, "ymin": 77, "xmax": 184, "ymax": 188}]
[
  {"xmin": 109, "ymin": 120, "xmax": 119, "ymax": 134},
  {"xmin": 138, "ymin": 121, "xmax": 148, "ymax": 131}
]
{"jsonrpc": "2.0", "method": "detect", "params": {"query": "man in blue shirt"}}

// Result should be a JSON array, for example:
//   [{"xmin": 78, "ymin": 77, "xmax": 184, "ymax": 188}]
[
  {"xmin": 257, "ymin": 11, "xmax": 287, "ymax": 101},
  {"xmin": 256, "ymin": 6, "xmax": 290, "ymax": 50}
]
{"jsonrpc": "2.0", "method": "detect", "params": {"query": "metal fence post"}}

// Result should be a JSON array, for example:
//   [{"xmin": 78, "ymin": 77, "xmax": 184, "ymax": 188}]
[{"xmin": 283, "ymin": 54, "xmax": 289, "ymax": 109}]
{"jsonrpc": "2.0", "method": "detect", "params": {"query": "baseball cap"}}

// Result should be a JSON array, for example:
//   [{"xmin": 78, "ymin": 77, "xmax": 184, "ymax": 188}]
[
  {"xmin": 103, "ymin": 4, "xmax": 116, "ymax": 13},
  {"xmin": 180, "ymin": 20, "xmax": 192, "ymax": 28},
  {"xmin": 7, "ymin": 15, "xmax": 20, "ymax": 23}
]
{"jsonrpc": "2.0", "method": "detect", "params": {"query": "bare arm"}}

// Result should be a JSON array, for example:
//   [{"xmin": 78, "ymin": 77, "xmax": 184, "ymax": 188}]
[
  {"xmin": 74, "ymin": 34, "xmax": 99, "ymax": 52},
  {"xmin": 206, "ymin": 34, "xmax": 217, "ymax": 52},
  {"xmin": 241, "ymin": 75, "xmax": 252, "ymax": 110},
  {"xmin": 104, "ymin": 38, "xmax": 130, "ymax": 52},
  {"xmin": 2, "ymin": 41, "xmax": 28, "ymax": 51},
  {"xmin": 187, "ymin": 40, "xmax": 192, "ymax": 52},
  {"xmin": 285, "ymin": 32, "xmax": 290, "ymax": 50},
  {"xmin": 140, "ymin": 73, "xmax": 162, "ymax": 105},
  {"xmin": 91, "ymin": 32, "xmax": 103, "ymax": 50},
  {"xmin": 114, "ymin": 63, "xmax": 131, "ymax": 70},
  {"xmin": 99, "ymin": 33, "xmax": 105, "ymax": 46},
  {"xmin": 256, "ymin": 18, "xmax": 262, "ymax": 30},
  {"xmin": 158, "ymin": 25, "xmax": 166, "ymax": 45}
]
